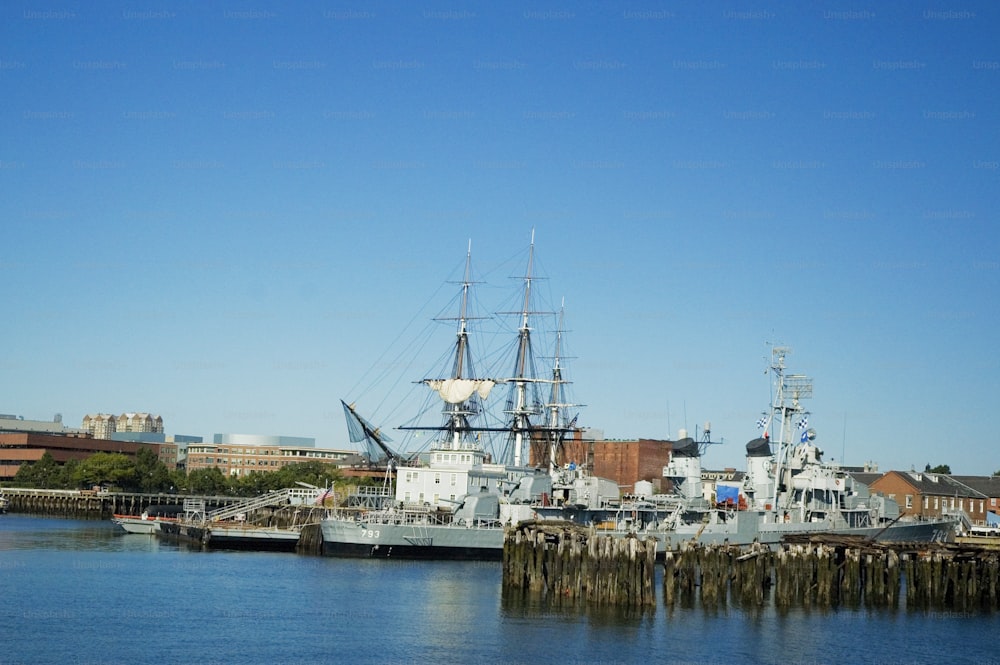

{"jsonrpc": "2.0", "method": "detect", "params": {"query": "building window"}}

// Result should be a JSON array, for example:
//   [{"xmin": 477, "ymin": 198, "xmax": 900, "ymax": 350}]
[
  {"xmin": 905, "ymin": 495, "xmax": 913, "ymax": 509},
  {"xmin": 435, "ymin": 473, "xmax": 441, "ymax": 484},
  {"xmin": 924, "ymin": 496, "xmax": 929, "ymax": 509},
  {"xmin": 934, "ymin": 497, "xmax": 939, "ymax": 509}
]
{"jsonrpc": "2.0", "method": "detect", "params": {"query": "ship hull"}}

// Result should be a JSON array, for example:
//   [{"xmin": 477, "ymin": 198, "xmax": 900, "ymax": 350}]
[
  {"xmin": 653, "ymin": 514, "xmax": 955, "ymax": 550},
  {"xmin": 158, "ymin": 521, "xmax": 300, "ymax": 552},
  {"xmin": 320, "ymin": 512, "xmax": 955, "ymax": 560},
  {"xmin": 112, "ymin": 514, "xmax": 174, "ymax": 534},
  {"xmin": 320, "ymin": 518, "xmax": 504, "ymax": 560}
]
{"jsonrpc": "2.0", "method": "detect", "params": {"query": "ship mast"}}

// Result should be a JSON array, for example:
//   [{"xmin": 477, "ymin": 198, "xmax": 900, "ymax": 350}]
[
  {"xmin": 442, "ymin": 241, "xmax": 483, "ymax": 451},
  {"xmin": 544, "ymin": 302, "xmax": 579, "ymax": 473},
  {"xmin": 510, "ymin": 233, "xmax": 536, "ymax": 467},
  {"xmin": 768, "ymin": 346, "xmax": 812, "ymax": 512},
  {"xmin": 401, "ymin": 241, "xmax": 499, "ymax": 452}
]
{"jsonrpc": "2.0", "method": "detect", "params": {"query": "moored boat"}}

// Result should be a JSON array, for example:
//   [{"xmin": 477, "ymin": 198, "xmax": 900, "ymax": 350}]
[{"xmin": 112, "ymin": 510, "xmax": 179, "ymax": 534}]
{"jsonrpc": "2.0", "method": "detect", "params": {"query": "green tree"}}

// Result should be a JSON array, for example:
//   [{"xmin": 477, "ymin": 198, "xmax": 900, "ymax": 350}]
[
  {"xmin": 271, "ymin": 461, "xmax": 342, "ymax": 489},
  {"xmin": 72, "ymin": 452, "xmax": 138, "ymax": 489},
  {"xmin": 133, "ymin": 447, "xmax": 173, "ymax": 493},
  {"xmin": 187, "ymin": 467, "xmax": 229, "ymax": 495},
  {"xmin": 13, "ymin": 451, "xmax": 63, "ymax": 488},
  {"xmin": 168, "ymin": 468, "xmax": 187, "ymax": 493},
  {"xmin": 55, "ymin": 459, "xmax": 79, "ymax": 489},
  {"xmin": 925, "ymin": 463, "xmax": 952, "ymax": 474},
  {"xmin": 232, "ymin": 470, "xmax": 278, "ymax": 497}
]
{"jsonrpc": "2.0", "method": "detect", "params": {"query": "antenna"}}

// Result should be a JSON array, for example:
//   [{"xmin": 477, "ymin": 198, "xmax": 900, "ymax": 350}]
[{"xmin": 841, "ymin": 412, "xmax": 847, "ymax": 463}]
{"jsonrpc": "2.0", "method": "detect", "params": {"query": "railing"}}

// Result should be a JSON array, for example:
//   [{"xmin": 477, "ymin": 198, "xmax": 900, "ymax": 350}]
[
  {"xmin": 207, "ymin": 489, "xmax": 294, "ymax": 522},
  {"xmin": 943, "ymin": 508, "xmax": 973, "ymax": 532}
]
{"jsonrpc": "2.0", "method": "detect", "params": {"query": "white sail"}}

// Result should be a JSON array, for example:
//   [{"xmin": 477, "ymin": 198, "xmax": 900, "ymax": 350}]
[{"xmin": 425, "ymin": 378, "xmax": 498, "ymax": 404}]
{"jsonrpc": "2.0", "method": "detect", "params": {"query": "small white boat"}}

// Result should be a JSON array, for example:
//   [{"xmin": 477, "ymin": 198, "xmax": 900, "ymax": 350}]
[{"xmin": 112, "ymin": 511, "xmax": 178, "ymax": 534}]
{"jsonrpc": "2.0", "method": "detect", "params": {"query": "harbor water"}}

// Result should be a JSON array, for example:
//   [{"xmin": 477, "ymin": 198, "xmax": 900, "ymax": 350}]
[{"xmin": 1, "ymin": 515, "xmax": 998, "ymax": 665}]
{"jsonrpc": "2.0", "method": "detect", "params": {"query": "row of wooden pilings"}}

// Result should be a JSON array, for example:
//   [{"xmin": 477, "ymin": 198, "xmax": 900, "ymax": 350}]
[
  {"xmin": 502, "ymin": 521, "xmax": 657, "ymax": 607},
  {"xmin": 503, "ymin": 525, "xmax": 1000, "ymax": 610}
]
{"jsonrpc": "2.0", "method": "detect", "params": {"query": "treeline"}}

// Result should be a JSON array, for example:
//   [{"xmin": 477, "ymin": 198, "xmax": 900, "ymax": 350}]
[{"xmin": 10, "ymin": 448, "xmax": 354, "ymax": 497}]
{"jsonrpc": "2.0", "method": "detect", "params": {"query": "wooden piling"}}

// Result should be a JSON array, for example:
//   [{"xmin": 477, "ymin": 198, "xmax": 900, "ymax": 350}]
[{"xmin": 502, "ymin": 521, "xmax": 656, "ymax": 607}]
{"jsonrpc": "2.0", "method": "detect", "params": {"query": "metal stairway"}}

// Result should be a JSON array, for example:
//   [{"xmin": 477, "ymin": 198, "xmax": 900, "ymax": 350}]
[{"xmin": 207, "ymin": 488, "xmax": 296, "ymax": 522}]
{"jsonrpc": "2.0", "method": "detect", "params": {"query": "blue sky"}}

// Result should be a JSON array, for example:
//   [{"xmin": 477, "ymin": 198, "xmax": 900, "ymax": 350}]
[{"xmin": 2, "ymin": 1, "xmax": 998, "ymax": 474}]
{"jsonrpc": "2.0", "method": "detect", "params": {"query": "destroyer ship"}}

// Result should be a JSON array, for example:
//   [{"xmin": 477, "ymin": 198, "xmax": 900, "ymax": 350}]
[{"xmin": 535, "ymin": 347, "xmax": 957, "ymax": 549}]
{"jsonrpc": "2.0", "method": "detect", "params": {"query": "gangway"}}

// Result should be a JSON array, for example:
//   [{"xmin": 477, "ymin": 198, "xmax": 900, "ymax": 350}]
[
  {"xmin": 206, "ymin": 488, "xmax": 318, "ymax": 523},
  {"xmin": 183, "ymin": 498, "xmax": 206, "ymax": 523}
]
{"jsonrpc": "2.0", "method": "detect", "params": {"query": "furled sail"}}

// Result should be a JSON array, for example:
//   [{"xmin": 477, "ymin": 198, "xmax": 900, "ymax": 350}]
[
  {"xmin": 424, "ymin": 378, "xmax": 498, "ymax": 404},
  {"xmin": 343, "ymin": 401, "xmax": 393, "ymax": 443},
  {"xmin": 341, "ymin": 400, "xmax": 403, "ymax": 463}
]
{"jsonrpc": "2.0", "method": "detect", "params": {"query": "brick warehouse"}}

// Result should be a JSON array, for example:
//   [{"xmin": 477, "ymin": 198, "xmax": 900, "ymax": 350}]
[
  {"xmin": 0, "ymin": 432, "xmax": 175, "ymax": 481},
  {"xmin": 531, "ymin": 432, "xmax": 673, "ymax": 492}
]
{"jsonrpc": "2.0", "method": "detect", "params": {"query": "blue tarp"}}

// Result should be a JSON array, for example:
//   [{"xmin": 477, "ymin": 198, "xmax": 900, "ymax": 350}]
[
  {"xmin": 716, "ymin": 485, "xmax": 740, "ymax": 505},
  {"xmin": 987, "ymin": 511, "xmax": 1000, "ymax": 527}
]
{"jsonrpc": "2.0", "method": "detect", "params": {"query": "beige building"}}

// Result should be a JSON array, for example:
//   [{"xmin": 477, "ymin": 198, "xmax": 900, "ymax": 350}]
[
  {"xmin": 82, "ymin": 412, "xmax": 164, "ymax": 438},
  {"xmin": 81, "ymin": 413, "xmax": 117, "ymax": 439},
  {"xmin": 186, "ymin": 434, "xmax": 356, "ymax": 476},
  {"xmin": 116, "ymin": 412, "xmax": 163, "ymax": 433}
]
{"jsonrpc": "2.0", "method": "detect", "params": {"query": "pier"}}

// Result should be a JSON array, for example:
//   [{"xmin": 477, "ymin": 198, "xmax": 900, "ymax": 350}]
[
  {"xmin": 502, "ymin": 528, "xmax": 1000, "ymax": 610},
  {"xmin": 664, "ymin": 536, "xmax": 1000, "ymax": 610},
  {"xmin": 502, "ymin": 521, "xmax": 657, "ymax": 607},
  {"xmin": 154, "ymin": 489, "xmax": 327, "ymax": 552},
  {"xmin": 1, "ymin": 487, "xmax": 242, "ymax": 519},
  {"xmin": 2, "ymin": 486, "xmax": 329, "ymax": 552}
]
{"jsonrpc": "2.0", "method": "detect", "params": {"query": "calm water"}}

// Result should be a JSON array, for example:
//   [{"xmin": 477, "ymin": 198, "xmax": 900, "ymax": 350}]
[{"xmin": 1, "ymin": 515, "xmax": 998, "ymax": 665}]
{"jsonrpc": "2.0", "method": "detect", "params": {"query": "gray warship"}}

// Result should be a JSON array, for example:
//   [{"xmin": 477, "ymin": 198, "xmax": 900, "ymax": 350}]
[{"xmin": 536, "ymin": 347, "xmax": 957, "ymax": 550}]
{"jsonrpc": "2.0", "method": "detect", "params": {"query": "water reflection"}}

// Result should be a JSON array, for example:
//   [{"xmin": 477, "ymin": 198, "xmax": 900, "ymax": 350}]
[
  {"xmin": 2, "ymin": 516, "xmax": 197, "ymax": 560},
  {"xmin": 500, "ymin": 585, "xmax": 655, "ymax": 623}
]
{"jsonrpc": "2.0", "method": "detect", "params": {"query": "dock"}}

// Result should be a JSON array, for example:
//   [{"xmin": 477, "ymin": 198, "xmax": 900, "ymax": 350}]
[
  {"xmin": 1, "ymin": 487, "xmax": 242, "ymax": 519},
  {"xmin": 155, "ymin": 488, "xmax": 326, "ymax": 552},
  {"xmin": 502, "ymin": 528, "xmax": 1000, "ymax": 610}
]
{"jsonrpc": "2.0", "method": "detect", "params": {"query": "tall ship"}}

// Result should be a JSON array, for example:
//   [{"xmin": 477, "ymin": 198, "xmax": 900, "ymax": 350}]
[{"xmin": 321, "ymin": 236, "xmax": 603, "ymax": 559}]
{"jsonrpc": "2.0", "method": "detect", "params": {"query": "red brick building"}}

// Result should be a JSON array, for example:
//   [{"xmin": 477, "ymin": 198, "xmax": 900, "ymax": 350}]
[
  {"xmin": 531, "ymin": 432, "xmax": 672, "ymax": 492},
  {"xmin": 869, "ymin": 470, "xmax": 1000, "ymax": 523},
  {"xmin": 0, "ymin": 432, "xmax": 170, "ymax": 481}
]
